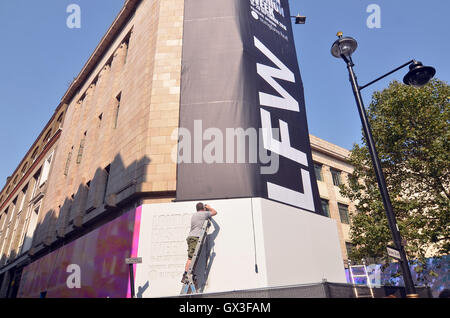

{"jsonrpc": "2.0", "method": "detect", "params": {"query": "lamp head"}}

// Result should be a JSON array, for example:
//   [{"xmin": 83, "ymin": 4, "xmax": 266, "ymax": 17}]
[
  {"xmin": 294, "ymin": 14, "xmax": 306, "ymax": 24},
  {"xmin": 331, "ymin": 32, "xmax": 358, "ymax": 59},
  {"xmin": 403, "ymin": 60, "xmax": 436, "ymax": 87}
]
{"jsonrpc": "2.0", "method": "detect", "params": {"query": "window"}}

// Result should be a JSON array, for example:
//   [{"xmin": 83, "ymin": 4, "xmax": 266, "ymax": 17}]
[
  {"xmin": 114, "ymin": 93, "xmax": 121, "ymax": 129},
  {"xmin": 338, "ymin": 203, "xmax": 350, "ymax": 224},
  {"xmin": 9, "ymin": 197, "xmax": 18, "ymax": 223},
  {"xmin": 314, "ymin": 163, "xmax": 323, "ymax": 182},
  {"xmin": 103, "ymin": 165, "xmax": 111, "ymax": 203},
  {"xmin": 31, "ymin": 168, "xmax": 42, "ymax": 199},
  {"xmin": 57, "ymin": 113, "xmax": 64, "ymax": 129},
  {"xmin": 331, "ymin": 169, "xmax": 342, "ymax": 186},
  {"xmin": 21, "ymin": 162, "xmax": 28, "ymax": 177},
  {"xmin": 57, "ymin": 112, "xmax": 64, "ymax": 124},
  {"xmin": 76, "ymin": 133, "xmax": 87, "ymax": 164},
  {"xmin": 123, "ymin": 42, "xmax": 129, "ymax": 65},
  {"xmin": 92, "ymin": 76, "xmax": 99, "ymax": 87},
  {"xmin": 78, "ymin": 94, "xmax": 86, "ymax": 107},
  {"xmin": 43, "ymin": 129, "xmax": 52, "ymax": 143},
  {"xmin": 345, "ymin": 242, "xmax": 354, "ymax": 259},
  {"xmin": 18, "ymin": 184, "xmax": 28, "ymax": 213},
  {"xmin": 122, "ymin": 32, "xmax": 131, "ymax": 65},
  {"xmin": 31, "ymin": 147, "xmax": 39, "ymax": 162},
  {"xmin": 0, "ymin": 227, "xmax": 9, "ymax": 262},
  {"xmin": 320, "ymin": 199, "xmax": 330, "ymax": 217},
  {"xmin": 39, "ymin": 152, "xmax": 53, "ymax": 187},
  {"xmin": 64, "ymin": 148, "xmax": 73, "ymax": 176},
  {"xmin": 0, "ymin": 211, "xmax": 6, "ymax": 255},
  {"xmin": 21, "ymin": 205, "xmax": 40, "ymax": 254},
  {"xmin": 6, "ymin": 207, "xmax": 21, "ymax": 259},
  {"xmin": 1, "ymin": 207, "xmax": 9, "ymax": 231},
  {"xmin": 98, "ymin": 113, "xmax": 103, "ymax": 128},
  {"xmin": 0, "ymin": 207, "xmax": 10, "ymax": 262}
]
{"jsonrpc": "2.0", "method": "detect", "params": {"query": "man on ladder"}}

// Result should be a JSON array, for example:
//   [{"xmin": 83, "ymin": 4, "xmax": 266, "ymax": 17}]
[{"xmin": 181, "ymin": 202, "xmax": 218, "ymax": 288}]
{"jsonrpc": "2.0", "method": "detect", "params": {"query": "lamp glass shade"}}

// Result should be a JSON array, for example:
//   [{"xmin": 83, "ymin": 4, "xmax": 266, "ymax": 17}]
[
  {"xmin": 331, "ymin": 37, "xmax": 358, "ymax": 58},
  {"xmin": 295, "ymin": 15, "xmax": 306, "ymax": 24},
  {"xmin": 403, "ymin": 61, "xmax": 436, "ymax": 87}
]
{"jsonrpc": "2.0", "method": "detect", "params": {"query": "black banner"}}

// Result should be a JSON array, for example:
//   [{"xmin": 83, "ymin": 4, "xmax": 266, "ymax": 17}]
[{"xmin": 177, "ymin": 0, "xmax": 323, "ymax": 215}]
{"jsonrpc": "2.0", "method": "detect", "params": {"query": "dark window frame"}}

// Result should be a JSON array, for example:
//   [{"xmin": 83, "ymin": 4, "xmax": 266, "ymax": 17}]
[
  {"xmin": 331, "ymin": 169, "xmax": 342, "ymax": 186},
  {"xmin": 338, "ymin": 203, "xmax": 350, "ymax": 224},
  {"xmin": 345, "ymin": 242, "xmax": 354, "ymax": 258},
  {"xmin": 314, "ymin": 163, "xmax": 323, "ymax": 182},
  {"xmin": 320, "ymin": 198, "xmax": 330, "ymax": 217},
  {"xmin": 114, "ymin": 93, "xmax": 121, "ymax": 129}
]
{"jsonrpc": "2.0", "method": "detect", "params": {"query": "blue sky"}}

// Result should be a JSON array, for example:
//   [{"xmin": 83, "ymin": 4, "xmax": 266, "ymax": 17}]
[
  {"xmin": 289, "ymin": 0, "xmax": 450, "ymax": 151},
  {"xmin": 0, "ymin": 0, "xmax": 448, "ymax": 186}
]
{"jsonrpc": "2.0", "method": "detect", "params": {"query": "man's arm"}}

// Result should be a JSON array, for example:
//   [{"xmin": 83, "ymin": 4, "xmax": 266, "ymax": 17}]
[{"xmin": 205, "ymin": 204, "xmax": 217, "ymax": 217}]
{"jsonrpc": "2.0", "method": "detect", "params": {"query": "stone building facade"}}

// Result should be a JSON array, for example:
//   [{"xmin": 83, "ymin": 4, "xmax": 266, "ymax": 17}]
[
  {"xmin": 310, "ymin": 135, "xmax": 355, "ymax": 264},
  {"xmin": 0, "ymin": 0, "xmax": 184, "ymax": 297},
  {"xmin": 0, "ymin": 0, "xmax": 357, "ymax": 297},
  {"xmin": 31, "ymin": 0, "xmax": 184, "ymax": 256},
  {"xmin": 0, "ymin": 103, "xmax": 67, "ymax": 297}
]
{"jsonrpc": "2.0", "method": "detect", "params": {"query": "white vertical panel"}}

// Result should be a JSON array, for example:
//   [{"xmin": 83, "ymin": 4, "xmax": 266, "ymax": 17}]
[{"xmin": 259, "ymin": 198, "xmax": 347, "ymax": 285}]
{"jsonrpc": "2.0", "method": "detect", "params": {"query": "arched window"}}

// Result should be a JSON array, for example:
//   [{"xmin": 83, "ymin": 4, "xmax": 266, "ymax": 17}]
[
  {"xmin": 21, "ymin": 162, "xmax": 28, "ymax": 176},
  {"xmin": 43, "ymin": 129, "xmax": 52, "ymax": 143},
  {"xmin": 57, "ymin": 112, "xmax": 64, "ymax": 123},
  {"xmin": 31, "ymin": 147, "xmax": 39, "ymax": 161},
  {"xmin": 57, "ymin": 112, "xmax": 65, "ymax": 129}
]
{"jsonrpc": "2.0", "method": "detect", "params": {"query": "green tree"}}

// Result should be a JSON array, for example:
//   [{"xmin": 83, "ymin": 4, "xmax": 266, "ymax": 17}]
[{"xmin": 341, "ymin": 79, "xmax": 449, "ymax": 282}]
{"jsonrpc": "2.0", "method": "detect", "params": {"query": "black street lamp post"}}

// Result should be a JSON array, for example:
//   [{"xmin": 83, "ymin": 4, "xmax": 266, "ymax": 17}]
[{"xmin": 330, "ymin": 32, "xmax": 436, "ymax": 297}]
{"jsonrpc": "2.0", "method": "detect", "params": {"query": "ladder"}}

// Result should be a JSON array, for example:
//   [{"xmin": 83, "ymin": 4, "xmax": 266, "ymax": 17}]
[
  {"xmin": 180, "ymin": 219, "xmax": 211, "ymax": 295},
  {"xmin": 348, "ymin": 259, "xmax": 374, "ymax": 298}
]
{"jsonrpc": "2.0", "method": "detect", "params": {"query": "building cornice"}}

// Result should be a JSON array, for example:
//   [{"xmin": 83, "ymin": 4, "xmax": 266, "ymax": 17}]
[
  {"xmin": 0, "ymin": 106, "xmax": 66, "ymax": 198},
  {"xmin": 59, "ymin": 0, "xmax": 141, "ymax": 107},
  {"xmin": 1, "ymin": 0, "xmax": 141, "ymax": 203},
  {"xmin": 0, "ymin": 129, "xmax": 62, "ymax": 212},
  {"xmin": 309, "ymin": 134, "xmax": 351, "ymax": 163}
]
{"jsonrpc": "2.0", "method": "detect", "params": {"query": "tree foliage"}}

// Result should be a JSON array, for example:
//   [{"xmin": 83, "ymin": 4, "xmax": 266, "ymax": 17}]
[{"xmin": 341, "ymin": 79, "xmax": 449, "ymax": 273}]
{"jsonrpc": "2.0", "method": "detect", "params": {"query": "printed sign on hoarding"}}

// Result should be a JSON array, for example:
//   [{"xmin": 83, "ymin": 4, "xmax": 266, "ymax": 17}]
[{"xmin": 176, "ymin": 0, "xmax": 323, "ymax": 215}]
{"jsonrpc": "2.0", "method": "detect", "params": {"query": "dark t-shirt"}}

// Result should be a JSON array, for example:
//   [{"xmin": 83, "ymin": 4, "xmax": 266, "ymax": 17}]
[{"xmin": 188, "ymin": 211, "xmax": 211, "ymax": 237}]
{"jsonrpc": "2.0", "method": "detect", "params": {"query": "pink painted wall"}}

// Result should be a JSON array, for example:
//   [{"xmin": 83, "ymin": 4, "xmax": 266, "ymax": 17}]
[{"xmin": 18, "ymin": 207, "xmax": 141, "ymax": 298}]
